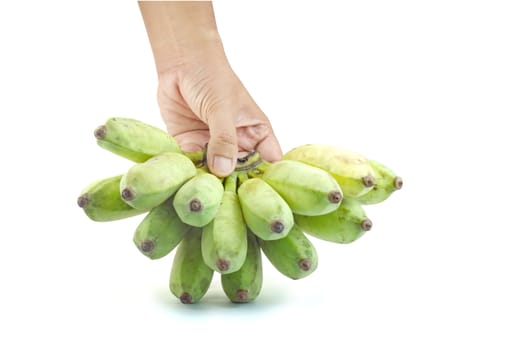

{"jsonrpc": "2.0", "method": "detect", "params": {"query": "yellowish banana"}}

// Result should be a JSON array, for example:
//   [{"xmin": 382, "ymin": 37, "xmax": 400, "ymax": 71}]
[
  {"xmin": 133, "ymin": 197, "xmax": 192, "ymax": 259},
  {"xmin": 94, "ymin": 117, "xmax": 180, "ymax": 162},
  {"xmin": 120, "ymin": 152, "xmax": 196, "ymax": 210},
  {"xmin": 201, "ymin": 173, "xmax": 248, "ymax": 274},
  {"xmin": 77, "ymin": 174, "xmax": 147, "ymax": 221},
  {"xmin": 237, "ymin": 177, "xmax": 294, "ymax": 241},
  {"xmin": 173, "ymin": 171, "xmax": 224, "ymax": 227},
  {"xmin": 258, "ymin": 225, "xmax": 318, "ymax": 280},
  {"xmin": 282, "ymin": 144, "xmax": 375, "ymax": 197},
  {"xmin": 260, "ymin": 160, "xmax": 343, "ymax": 216},
  {"xmin": 357, "ymin": 160, "xmax": 403, "ymax": 205},
  {"xmin": 169, "ymin": 227, "xmax": 214, "ymax": 304},
  {"xmin": 295, "ymin": 197, "xmax": 372, "ymax": 243},
  {"xmin": 221, "ymin": 232, "xmax": 263, "ymax": 303}
]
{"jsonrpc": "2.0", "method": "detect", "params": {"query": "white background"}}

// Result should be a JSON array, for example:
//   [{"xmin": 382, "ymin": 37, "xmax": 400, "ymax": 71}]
[{"xmin": 1, "ymin": 1, "xmax": 524, "ymax": 349}]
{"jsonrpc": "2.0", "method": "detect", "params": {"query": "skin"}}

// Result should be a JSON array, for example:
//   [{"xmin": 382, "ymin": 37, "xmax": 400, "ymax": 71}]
[{"xmin": 139, "ymin": 1, "xmax": 282, "ymax": 177}]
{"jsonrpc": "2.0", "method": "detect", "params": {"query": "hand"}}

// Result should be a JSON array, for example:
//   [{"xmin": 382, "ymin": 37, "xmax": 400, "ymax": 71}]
[
  {"xmin": 139, "ymin": 1, "xmax": 281, "ymax": 177},
  {"xmin": 157, "ymin": 44, "xmax": 282, "ymax": 177}
]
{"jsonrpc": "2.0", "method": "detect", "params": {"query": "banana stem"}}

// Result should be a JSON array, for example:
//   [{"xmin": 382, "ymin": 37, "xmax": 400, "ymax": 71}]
[
  {"xmin": 183, "ymin": 150, "xmax": 206, "ymax": 167},
  {"xmin": 235, "ymin": 151, "xmax": 263, "ymax": 171},
  {"xmin": 224, "ymin": 172, "xmax": 239, "ymax": 192},
  {"xmin": 247, "ymin": 159, "xmax": 271, "ymax": 178},
  {"xmin": 232, "ymin": 150, "xmax": 273, "ymax": 179},
  {"xmin": 237, "ymin": 171, "xmax": 249, "ymax": 185}
]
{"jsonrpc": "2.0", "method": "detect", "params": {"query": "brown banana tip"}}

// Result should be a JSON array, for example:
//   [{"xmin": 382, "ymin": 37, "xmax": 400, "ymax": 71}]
[
  {"xmin": 362, "ymin": 175, "xmax": 375, "ymax": 187},
  {"xmin": 189, "ymin": 199, "xmax": 202, "ymax": 212},
  {"xmin": 139, "ymin": 240, "xmax": 155, "ymax": 253},
  {"xmin": 121, "ymin": 188, "xmax": 135, "ymax": 201},
  {"xmin": 270, "ymin": 220, "xmax": 285, "ymax": 234},
  {"xmin": 394, "ymin": 176, "xmax": 403, "ymax": 190},
  {"xmin": 94, "ymin": 125, "xmax": 107, "ymax": 140},
  {"xmin": 180, "ymin": 292, "xmax": 193, "ymax": 304},
  {"xmin": 235, "ymin": 289, "xmax": 249, "ymax": 303},
  {"xmin": 328, "ymin": 190, "xmax": 343, "ymax": 204},
  {"xmin": 361, "ymin": 218, "xmax": 373, "ymax": 231},
  {"xmin": 77, "ymin": 194, "xmax": 89, "ymax": 208},
  {"xmin": 299, "ymin": 258, "xmax": 312, "ymax": 271},
  {"xmin": 216, "ymin": 258, "xmax": 231, "ymax": 272}
]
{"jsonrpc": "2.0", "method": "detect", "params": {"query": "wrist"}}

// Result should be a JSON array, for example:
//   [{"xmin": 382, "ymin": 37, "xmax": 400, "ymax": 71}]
[
  {"xmin": 154, "ymin": 35, "xmax": 225, "ymax": 75},
  {"xmin": 139, "ymin": 1, "xmax": 224, "ymax": 74}
]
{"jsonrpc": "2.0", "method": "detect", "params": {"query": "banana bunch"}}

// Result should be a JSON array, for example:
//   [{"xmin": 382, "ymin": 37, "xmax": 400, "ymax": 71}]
[{"xmin": 78, "ymin": 117, "xmax": 403, "ymax": 304}]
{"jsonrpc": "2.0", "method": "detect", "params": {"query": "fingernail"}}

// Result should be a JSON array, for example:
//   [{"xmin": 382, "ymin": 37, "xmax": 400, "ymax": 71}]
[{"xmin": 213, "ymin": 156, "xmax": 233, "ymax": 176}]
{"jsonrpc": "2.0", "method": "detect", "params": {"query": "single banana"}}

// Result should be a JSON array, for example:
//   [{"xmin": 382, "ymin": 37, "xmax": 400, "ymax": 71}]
[
  {"xmin": 295, "ymin": 197, "xmax": 372, "ymax": 244},
  {"xmin": 77, "ymin": 175, "xmax": 147, "ymax": 221},
  {"xmin": 357, "ymin": 160, "xmax": 403, "ymax": 205},
  {"xmin": 173, "ymin": 171, "xmax": 224, "ymax": 227},
  {"xmin": 169, "ymin": 227, "xmax": 214, "ymax": 304},
  {"xmin": 258, "ymin": 225, "xmax": 318, "ymax": 280},
  {"xmin": 221, "ymin": 232, "xmax": 263, "ymax": 303},
  {"xmin": 237, "ymin": 177, "xmax": 294, "ymax": 241},
  {"xmin": 120, "ymin": 152, "xmax": 196, "ymax": 210},
  {"xmin": 94, "ymin": 117, "xmax": 181, "ymax": 162},
  {"xmin": 133, "ymin": 197, "xmax": 192, "ymax": 260},
  {"xmin": 282, "ymin": 144, "xmax": 376, "ymax": 197},
  {"xmin": 260, "ymin": 160, "xmax": 343, "ymax": 216},
  {"xmin": 201, "ymin": 173, "xmax": 247, "ymax": 274}
]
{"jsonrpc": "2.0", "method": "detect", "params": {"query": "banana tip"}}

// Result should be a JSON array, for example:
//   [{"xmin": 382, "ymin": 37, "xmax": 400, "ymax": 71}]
[
  {"xmin": 189, "ymin": 199, "xmax": 202, "ymax": 212},
  {"xmin": 94, "ymin": 125, "xmax": 107, "ymax": 140},
  {"xmin": 270, "ymin": 220, "xmax": 285, "ymax": 234},
  {"xmin": 394, "ymin": 176, "xmax": 403, "ymax": 190},
  {"xmin": 328, "ymin": 190, "xmax": 343, "ymax": 204},
  {"xmin": 139, "ymin": 240, "xmax": 155, "ymax": 254},
  {"xmin": 77, "ymin": 194, "xmax": 89, "ymax": 208},
  {"xmin": 234, "ymin": 289, "xmax": 249, "ymax": 303},
  {"xmin": 180, "ymin": 292, "xmax": 193, "ymax": 304},
  {"xmin": 216, "ymin": 258, "xmax": 231, "ymax": 272},
  {"xmin": 121, "ymin": 187, "xmax": 135, "ymax": 201},
  {"xmin": 361, "ymin": 218, "xmax": 373, "ymax": 231},
  {"xmin": 299, "ymin": 258, "xmax": 312, "ymax": 271},
  {"xmin": 362, "ymin": 175, "xmax": 375, "ymax": 187}
]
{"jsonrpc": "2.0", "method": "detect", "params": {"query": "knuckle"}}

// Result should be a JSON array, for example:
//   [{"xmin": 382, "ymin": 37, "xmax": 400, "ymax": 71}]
[
  {"xmin": 246, "ymin": 123, "xmax": 270, "ymax": 140},
  {"xmin": 212, "ymin": 132, "xmax": 237, "ymax": 148}
]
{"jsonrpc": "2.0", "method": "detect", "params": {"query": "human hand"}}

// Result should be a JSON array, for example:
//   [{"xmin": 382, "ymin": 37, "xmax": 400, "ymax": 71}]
[
  {"xmin": 139, "ymin": 1, "xmax": 281, "ymax": 177},
  {"xmin": 157, "ymin": 45, "xmax": 282, "ymax": 177}
]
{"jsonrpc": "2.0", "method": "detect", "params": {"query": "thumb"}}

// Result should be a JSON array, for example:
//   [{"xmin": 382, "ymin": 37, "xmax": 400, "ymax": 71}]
[{"xmin": 206, "ymin": 108, "xmax": 238, "ymax": 177}]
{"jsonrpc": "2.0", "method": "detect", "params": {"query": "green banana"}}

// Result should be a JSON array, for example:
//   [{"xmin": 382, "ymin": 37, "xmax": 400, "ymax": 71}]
[
  {"xmin": 282, "ymin": 144, "xmax": 376, "ymax": 197},
  {"xmin": 357, "ymin": 160, "xmax": 403, "ymax": 205},
  {"xmin": 221, "ymin": 232, "xmax": 262, "ymax": 303},
  {"xmin": 169, "ymin": 227, "xmax": 214, "ymax": 304},
  {"xmin": 173, "ymin": 171, "xmax": 224, "ymax": 227},
  {"xmin": 77, "ymin": 174, "xmax": 147, "ymax": 221},
  {"xmin": 133, "ymin": 197, "xmax": 192, "ymax": 260},
  {"xmin": 260, "ymin": 160, "xmax": 343, "ymax": 216},
  {"xmin": 120, "ymin": 152, "xmax": 196, "ymax": 210},
  {"xmin": 201, "ymin": 173, "xmax": 247, "ymax": 274},
  {"xmin": 237, "ymin": 177, "xmax": 294, "ymax": 241},
  {"xmin": 94, "ymin": 117, "xmax": 180, "ymax": 163},
  {"xmin": 258, "ymin": 225, "xmax": 318, "ymax": 280},
  {"xmin": 295, "ymin": 197, "xmax": 372, "ymax": 244}
]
